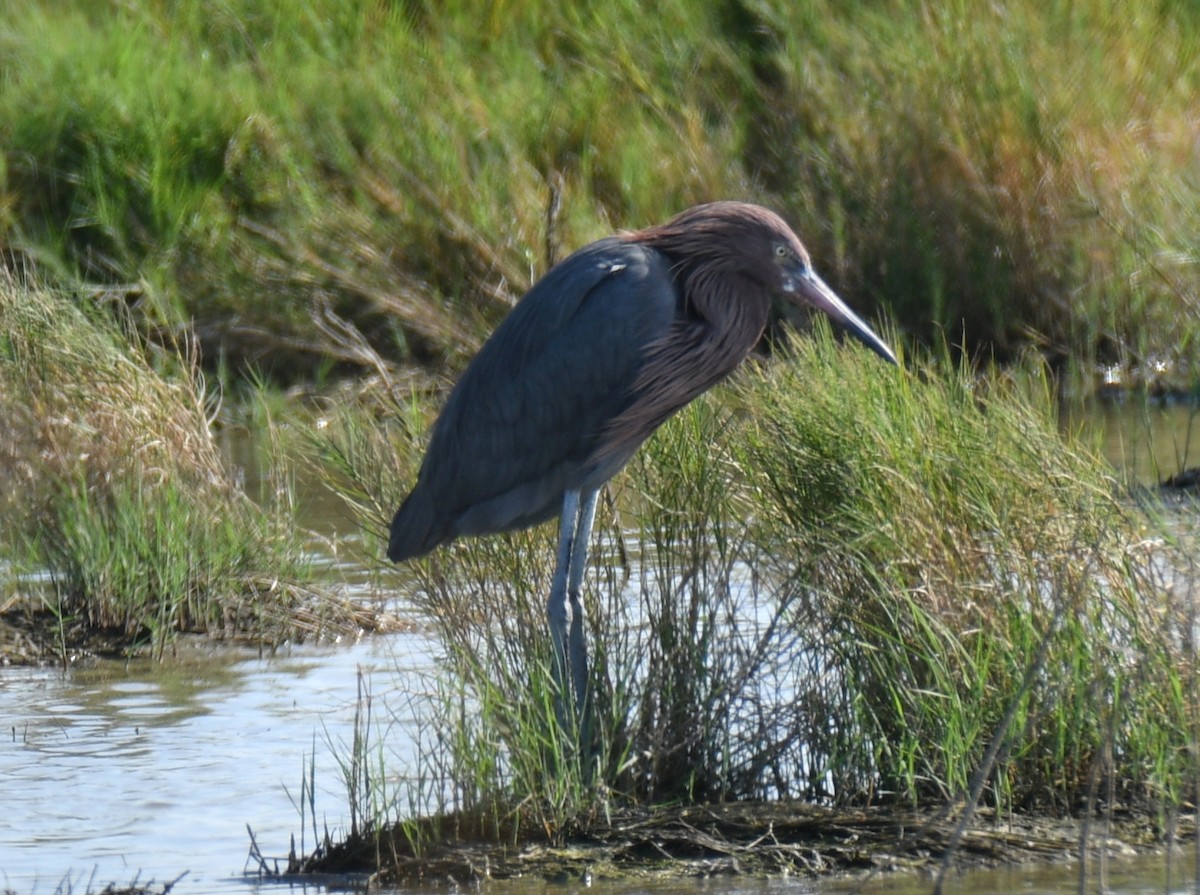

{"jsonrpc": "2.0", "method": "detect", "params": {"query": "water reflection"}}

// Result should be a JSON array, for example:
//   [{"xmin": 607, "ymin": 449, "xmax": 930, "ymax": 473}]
[
  {"xmin": 1065, "ymin": 394, "xmax": 1200, "ymax": 486},
  {"xmin": 0, "ymin": 634, "xmax": 433, "ymax": 894}
]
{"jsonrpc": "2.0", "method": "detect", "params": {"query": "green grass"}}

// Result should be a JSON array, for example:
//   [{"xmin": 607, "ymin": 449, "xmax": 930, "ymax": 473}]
[
  {"xmin": 1, "ymin": 0, "xmax": 1197, "ymax": 380},
  {"xmin": 761, "ymin": 1, "xmax": 1200, "ymax": 369},
  {"xmin": 306, "ymin": 329, "xmax": 1199, "ymax": 857},
  {"xmin": 738, "ymin": 332, "xmax": 1194, "ymax": 812},
  {"xmin": 0, "ymin": 277, "xmax": 368, "ymax": 658}
]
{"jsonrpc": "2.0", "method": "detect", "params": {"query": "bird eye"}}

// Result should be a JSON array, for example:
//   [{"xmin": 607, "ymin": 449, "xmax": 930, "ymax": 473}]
[{"xmin": 773, "ymin": 243, "xmax": 788, "ymax": 259}]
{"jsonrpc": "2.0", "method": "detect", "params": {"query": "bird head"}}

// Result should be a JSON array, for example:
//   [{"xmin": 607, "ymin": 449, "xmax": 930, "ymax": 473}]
[
  {"xmin": 771, "ymin": 235, "xmax": 898, "ymax": 366},
  {"xmin": 630, "ymin": 201, "xmax": 898, "ymax": 366}
]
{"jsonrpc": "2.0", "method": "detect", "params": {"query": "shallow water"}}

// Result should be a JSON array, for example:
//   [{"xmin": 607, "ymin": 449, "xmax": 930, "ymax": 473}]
[
  {"xmin": 1068, "ymin": 395, "xmax": 1200, "ymax": 485},
  {"xmin": 0, "ymin": 633, "xmax": 435, "ymax": 893},
  {"xmin": 2, "ymin": 396, "xmax": 1199, "ymax": 895}
]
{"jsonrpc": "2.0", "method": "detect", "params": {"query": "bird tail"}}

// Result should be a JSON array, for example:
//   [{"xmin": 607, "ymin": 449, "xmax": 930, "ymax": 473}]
[{"xmin": 386, "ymin": 488, "xmax": 443, "ymax": 562}]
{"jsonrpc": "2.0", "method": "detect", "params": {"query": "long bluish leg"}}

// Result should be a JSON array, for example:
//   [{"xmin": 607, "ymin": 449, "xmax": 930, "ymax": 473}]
[
  {"xmin": 567, "ymin": 489, "xmax": 598, "ymax": 720},
  {"xmin": 548, "ymin": 490, "xmax": 580, "ymax": 732},
  {"xmin": 567, "ymin": 488, "xmax": 599, "ymax": 771}
]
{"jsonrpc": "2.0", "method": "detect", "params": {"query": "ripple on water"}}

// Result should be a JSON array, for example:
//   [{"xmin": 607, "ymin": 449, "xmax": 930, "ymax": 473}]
[{"xmin": 0, "ymin": 631, "xmax": 435, "ymax": 895}]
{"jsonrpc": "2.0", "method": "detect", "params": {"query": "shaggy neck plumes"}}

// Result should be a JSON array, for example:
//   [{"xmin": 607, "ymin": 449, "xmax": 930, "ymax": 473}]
[
  {"xmin": 596, "ymin": 211, "xmax": 781, "ymax": 463},
  {"xmin": 627, "ymin": 211, "xmax": 775, "ymax": 365}
]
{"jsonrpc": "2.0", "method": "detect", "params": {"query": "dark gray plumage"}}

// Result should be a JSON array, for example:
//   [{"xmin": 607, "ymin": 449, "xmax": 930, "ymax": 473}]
[{"xmin": 387, "ymin": 238, "xmax": 674, "ymax": 561}]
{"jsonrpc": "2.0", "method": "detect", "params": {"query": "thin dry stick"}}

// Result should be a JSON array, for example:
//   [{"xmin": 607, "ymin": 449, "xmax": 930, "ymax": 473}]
[
  {"xmin": 1077, "ymin": 677, "xmax": 1105, "ymax": 895},
  {"xmin": 544, "ymin": 171, "xmax": 564, "ymax": 271},
  {"xmin": 844, "ymin": 569, "xmax": 1074, "ymax": 895},
  {"xmin": 1189, "ymin": 563, "xmax": 1200, "ymax": 895}
]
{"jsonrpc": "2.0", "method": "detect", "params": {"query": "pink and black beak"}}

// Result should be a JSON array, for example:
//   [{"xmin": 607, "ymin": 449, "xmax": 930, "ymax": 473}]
[{"xmin": 784, "ymin": 265, "xmax": 897, "ymax": 366}]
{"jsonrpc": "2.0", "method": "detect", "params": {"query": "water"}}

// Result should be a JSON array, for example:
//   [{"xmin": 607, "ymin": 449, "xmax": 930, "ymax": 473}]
[
  {"xmin": 1067, "ymin": 395, "xmax": 1200, "ymax": 486},
  {"xmin": 0, "ymin": 633, "xmax": 435, "ymax": 894},
  {"xmin": 15, "ymin": 617, "xmax": 1196, "ymax": 895},
  {"xmin": 2, "ymin": 397, "xmax": 1199, "ymax": 895}
]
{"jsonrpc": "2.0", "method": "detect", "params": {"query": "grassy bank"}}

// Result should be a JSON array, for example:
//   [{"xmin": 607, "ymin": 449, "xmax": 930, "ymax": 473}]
[
  {"xmin": 304, "ymin": 330, "xmax": 1199, "ymax": 878},
  {"xmin": 0, "ymin": 278, "xmax": 376, "ymax": 661},
  {"xmin": 0, "ymin": 0, "xmax": 1197, "ymax": 381}
]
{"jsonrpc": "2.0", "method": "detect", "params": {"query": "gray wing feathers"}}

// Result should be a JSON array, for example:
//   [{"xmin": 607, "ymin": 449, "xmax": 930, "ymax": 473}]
[{"xmin": 387, "ymin": 240, "xmax": 675, "ymax": 560}]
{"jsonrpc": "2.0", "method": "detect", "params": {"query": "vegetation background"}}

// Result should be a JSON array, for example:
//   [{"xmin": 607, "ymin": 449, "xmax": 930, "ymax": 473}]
[
  {"xmin": 1, "ymin": 0, "xmax": 1197, "ymax": 385},
  {"xmin": 3, "ymin": 0, "xmax": 1200, "ymax": 868}
]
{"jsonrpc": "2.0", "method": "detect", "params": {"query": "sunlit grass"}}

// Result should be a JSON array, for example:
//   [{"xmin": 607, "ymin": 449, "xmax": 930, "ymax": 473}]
[
  {"xmin": 739, "ymin": 330, "xmax": 1195, "ymax": 812},
  {"xmin": 761, "ymin": 1, "xmax": 1200, "ymax": 370},
  {"xmin": 1, "ymin": 0, "xmax": 1196, "ymax": 379},
  {"xmin": 0, "ymin": 278, "xmax": 367, "ymax": 658}
]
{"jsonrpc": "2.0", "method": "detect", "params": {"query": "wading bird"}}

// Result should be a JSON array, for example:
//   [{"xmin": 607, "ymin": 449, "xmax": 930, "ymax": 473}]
[{"xmin": 388, "ymin": 201, "xmax": 896, "ymax": 743}]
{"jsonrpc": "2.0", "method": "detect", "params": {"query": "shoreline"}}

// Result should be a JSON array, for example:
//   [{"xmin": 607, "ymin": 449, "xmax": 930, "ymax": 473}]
[{"xmin": 291, "ymin": 800, "xmax": 1192, "ymax": 887}]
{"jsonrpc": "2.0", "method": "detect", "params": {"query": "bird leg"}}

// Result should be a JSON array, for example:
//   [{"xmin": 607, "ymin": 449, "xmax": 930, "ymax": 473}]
[
  {"xmin": 567, "ymin": 489, "xmax": 599, "ymax": 734},
  {"xmin": 547, "ymin": 488, "xmax": 599, "ymax": 756},
  {"xmin": 547, "ymin": 490, "xmax": 580, "ymax": 735}
]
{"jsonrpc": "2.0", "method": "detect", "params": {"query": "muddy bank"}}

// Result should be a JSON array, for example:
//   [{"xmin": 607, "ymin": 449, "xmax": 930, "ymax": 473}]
[
  {"xmin": 0, "ymin": 600, "xmax": 411, "ymax": 667},
  {"xmin": 292, "ymin": 801, "xmax": 1192, "ymax": 888}
]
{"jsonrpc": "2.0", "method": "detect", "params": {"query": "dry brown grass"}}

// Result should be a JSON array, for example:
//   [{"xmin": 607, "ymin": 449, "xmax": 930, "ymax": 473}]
[{"xmin": 0, "ymin": 277, "xmax": 382, "ymax": 657}]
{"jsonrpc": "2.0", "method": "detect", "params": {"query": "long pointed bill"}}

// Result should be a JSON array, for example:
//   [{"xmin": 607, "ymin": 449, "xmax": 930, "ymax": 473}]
[{"xmin": 788, "ymin": 268, "xmax": 897, "ymax": 365}]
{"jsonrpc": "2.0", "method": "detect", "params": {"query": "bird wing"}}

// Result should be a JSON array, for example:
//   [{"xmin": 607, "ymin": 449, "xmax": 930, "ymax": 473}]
[{"xmin": 388, "ymin": 238, "xmax": 676, "ymax": 558}]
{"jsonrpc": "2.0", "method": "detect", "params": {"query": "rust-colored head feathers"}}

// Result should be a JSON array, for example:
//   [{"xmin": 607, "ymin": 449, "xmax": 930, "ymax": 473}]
[
  {"xmin": 624, "ymin": 200, "xmax": 812, "ymax": 299},
  {"xmin": 598, "ymin": 201, "xmax": 894, "ymax": 462},
  {"xmin": 628, "ymin": 201, "xmax": 895, "ymax": 362}
]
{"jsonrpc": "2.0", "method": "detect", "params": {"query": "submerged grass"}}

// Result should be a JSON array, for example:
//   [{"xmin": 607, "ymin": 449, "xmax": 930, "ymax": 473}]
[
  {"xmin": 0, "ymin": 277, "xmax": 369, "ymax": 659},
  {"xmin": 306, "ymin": 329, "xmax": 1199, "ymax": 871},
  {"xmin": 1, "ymin": 0, "xmax": 1197, "ymax": 378}
]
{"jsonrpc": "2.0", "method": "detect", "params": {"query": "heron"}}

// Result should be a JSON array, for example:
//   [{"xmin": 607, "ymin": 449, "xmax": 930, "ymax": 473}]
[{"xmin": 388, "ymin": 201, "xmax": 896, "ymax": 745}]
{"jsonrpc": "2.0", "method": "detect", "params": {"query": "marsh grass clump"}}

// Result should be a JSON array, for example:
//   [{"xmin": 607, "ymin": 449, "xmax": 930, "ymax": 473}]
[
  {"xmin": 0, "ymin": 279, "xmax": 356, "ymax": 658},
  {"xmin": 309, "ymin": 329, "xmax": 1197, "ymax": 864},
  {"xmin": 308, "ymin": 381, "xmax": 818, "ymax": 841},
  {"xmin": 737, "ymin": 331, "xmax": 1196, "ymax": 813}
]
